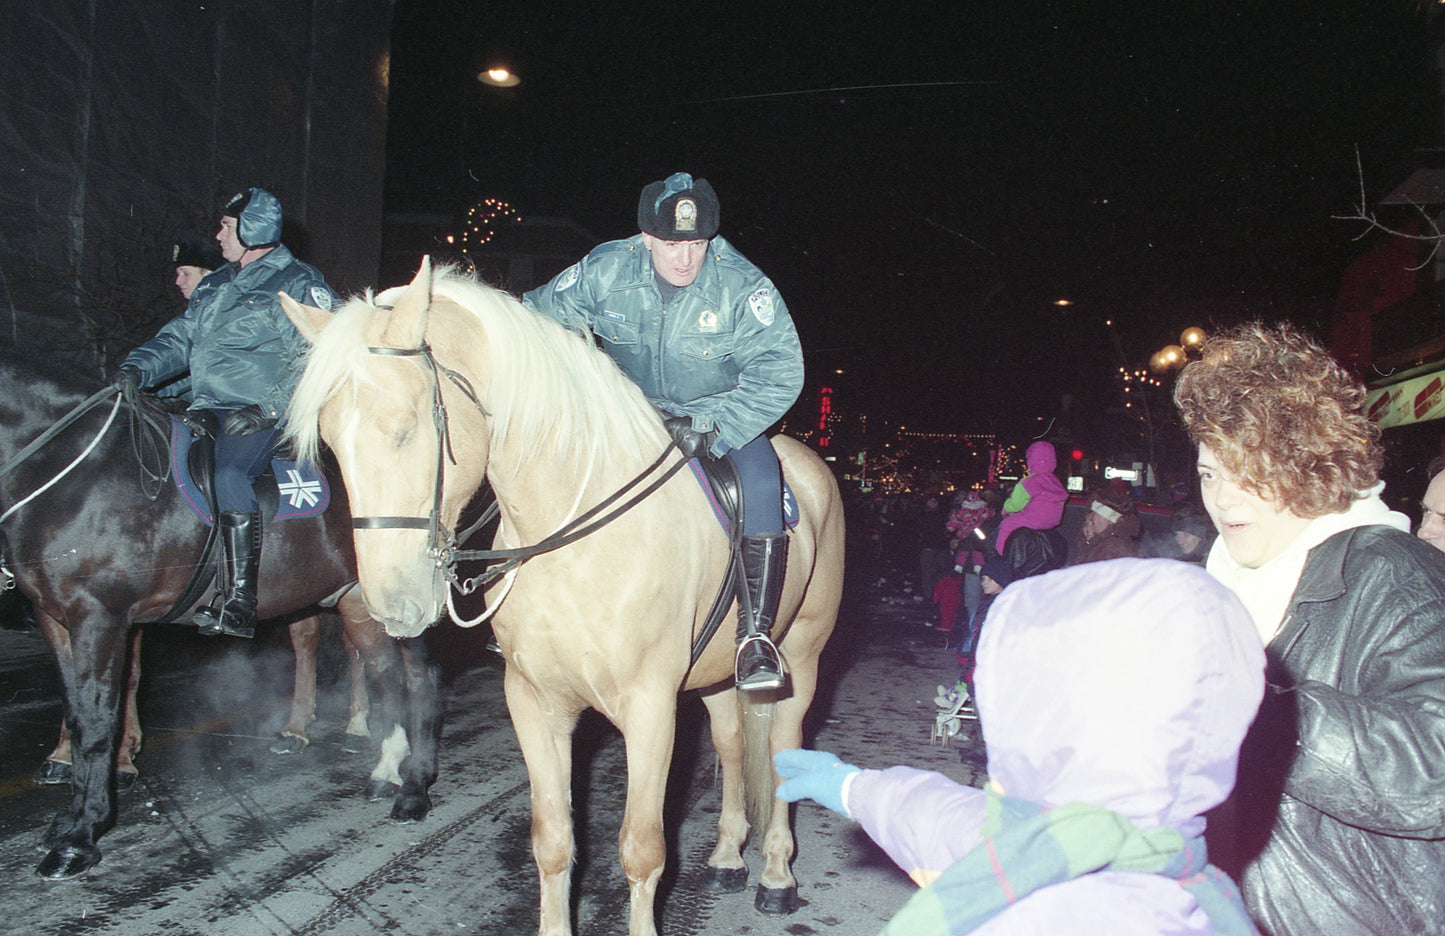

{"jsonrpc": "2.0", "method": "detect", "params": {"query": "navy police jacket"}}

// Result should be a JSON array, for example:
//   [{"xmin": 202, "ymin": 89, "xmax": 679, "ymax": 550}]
[
  {"xmin": 123, "ymin": 244, "xmax": 337, "ymax": 419},
  {"xmin": 523, "ymin": 235, "xmax": 804, "ymax": 455}
]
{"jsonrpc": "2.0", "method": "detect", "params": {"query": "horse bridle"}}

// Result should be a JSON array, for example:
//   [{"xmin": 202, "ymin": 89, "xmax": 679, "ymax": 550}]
[
  {"xmin": 349, "ymin": 343, "xmax": 484, "ymax": 560},
  {"xmin": 351, "ymin": 341, "xmax": 691, "ymax": 594}
]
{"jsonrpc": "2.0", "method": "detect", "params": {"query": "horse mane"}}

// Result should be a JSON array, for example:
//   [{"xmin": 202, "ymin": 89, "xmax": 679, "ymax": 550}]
[{"xmin": 287, "ymin": 266, "xmax": 668, "ymax": 476}]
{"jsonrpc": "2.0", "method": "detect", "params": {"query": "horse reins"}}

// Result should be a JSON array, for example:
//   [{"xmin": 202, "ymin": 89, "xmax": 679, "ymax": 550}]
[
  {"xmin": 350, "ymin": 341, "xmax": 690, "ymax": 595},
  {"xmin": 0, "ymin": 387, "xmax": 131, "ymax": 527}
]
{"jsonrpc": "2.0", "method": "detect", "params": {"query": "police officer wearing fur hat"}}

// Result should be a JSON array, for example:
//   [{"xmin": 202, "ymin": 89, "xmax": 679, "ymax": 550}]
[
  {"xmin": 171, "ymin": 234, "xmax": 225, "ymax": 301},
  {"xmin": 524, "ymin": 172, "xmax": 804, "ymax": 692},
  {"xmin": 114, "ymin": 188, "xmax": 338, "ymax": 638}
]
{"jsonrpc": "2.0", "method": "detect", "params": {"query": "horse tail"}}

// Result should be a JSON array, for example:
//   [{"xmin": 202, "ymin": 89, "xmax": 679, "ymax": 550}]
[{"xmin": 740, "ymin": 694, "xmax": 777, "ymax": 839}]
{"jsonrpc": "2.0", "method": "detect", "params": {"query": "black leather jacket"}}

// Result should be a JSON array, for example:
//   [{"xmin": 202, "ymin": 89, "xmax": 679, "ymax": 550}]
[{"xmin": 1226, "ymin": 526, "xmax": 1445, "ymax": 936}]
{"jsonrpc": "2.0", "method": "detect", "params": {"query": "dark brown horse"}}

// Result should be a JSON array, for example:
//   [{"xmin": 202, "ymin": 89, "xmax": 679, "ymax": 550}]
[
  {"xmin": 0, "ymin": 352, "xmax": 440, "ymax": 879},
  {"xmin": 33, "ymin": 610, "xmax": 372, "ymax": 789}
]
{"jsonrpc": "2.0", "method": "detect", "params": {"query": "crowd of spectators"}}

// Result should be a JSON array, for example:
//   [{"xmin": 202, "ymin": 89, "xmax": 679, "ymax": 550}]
[{"xmin": 802, "ymin": 322, "xmax": 1445, "ymax": 935}]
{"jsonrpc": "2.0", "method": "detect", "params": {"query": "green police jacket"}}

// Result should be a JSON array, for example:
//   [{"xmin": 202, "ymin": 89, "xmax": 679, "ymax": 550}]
[
  {"xmin": 123, "ymin": 244, "xmax": 337, "ymax": 419},
  {"xmin": 523, "ymin": 235, "xmax": 803, "ymax": 455}
]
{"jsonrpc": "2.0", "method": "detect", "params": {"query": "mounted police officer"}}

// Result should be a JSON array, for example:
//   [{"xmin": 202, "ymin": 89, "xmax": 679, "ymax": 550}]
[
  {"xmin": 114, "ymin": 188, "xmax": 338, "ymax": 638},
  {"xmin": 524, "ymin": 172, "xmax": 805, "ymax": 692}
]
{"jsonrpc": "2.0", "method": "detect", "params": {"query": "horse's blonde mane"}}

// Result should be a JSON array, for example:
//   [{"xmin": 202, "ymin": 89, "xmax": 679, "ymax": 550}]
[{"xmin": 286, "ymin": 266, "xmax": 668, "ymax": 476}]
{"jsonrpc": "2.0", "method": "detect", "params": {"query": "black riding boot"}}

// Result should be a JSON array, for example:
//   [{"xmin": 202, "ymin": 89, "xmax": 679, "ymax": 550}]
[
  {"xmin": 735, "ymin": 533, "xmax": 788, "ymax": 692},
  {"xmin": 195, "ymin": 511, "xmax": 260, "ymax": 638}
]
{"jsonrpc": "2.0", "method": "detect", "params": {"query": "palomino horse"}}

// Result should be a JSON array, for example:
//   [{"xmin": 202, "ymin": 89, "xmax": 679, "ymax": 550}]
[
  {"xmin": 283, "ymin": 260, "xmax": 845, "ymax": 936},
  {"xmin": 0, "ymin": 352, "xmax": 440, "ymax": 879}
]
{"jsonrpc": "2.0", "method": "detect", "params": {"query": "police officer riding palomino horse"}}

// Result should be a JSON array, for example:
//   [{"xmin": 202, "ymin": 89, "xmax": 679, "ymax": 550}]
[
  {"xmin": 524, "ymin": 172, "xmax": 804, "ymax": 692},
  {"xmin": 115, "ymin": 187, "xmax": 338, "ymax": 639}
]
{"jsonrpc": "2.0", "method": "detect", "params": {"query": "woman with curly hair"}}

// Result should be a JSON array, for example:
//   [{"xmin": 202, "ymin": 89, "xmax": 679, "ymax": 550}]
[{"xmin": 1174, "ymin": 321, "xmax": 1445, "ymax": 936}]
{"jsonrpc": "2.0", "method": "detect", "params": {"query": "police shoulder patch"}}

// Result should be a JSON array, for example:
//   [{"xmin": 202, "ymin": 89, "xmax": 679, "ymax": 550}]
[
  {"xmin": 556, "ymin": 264, "xmax": 581, "ymax": 291},
  {"xmin": 747, "ymin": 288, "xmax": 775, "ymax": 326},
  {"xmin": 309, "ymin": 285, "xmax": 334, "ymax": 311}
]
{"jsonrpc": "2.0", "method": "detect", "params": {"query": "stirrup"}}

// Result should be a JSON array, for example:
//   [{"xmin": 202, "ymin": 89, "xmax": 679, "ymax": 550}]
[
  {"xmin": 193, "ymin": 599, "xmax": 222, "ymax": 630},
  {"xmin": 735, "ymin": 634, "xmax": 784, "ymax": 692},
  {"xmin": 196, "ymin": 589, "xmax": 256, "ymax": 638}
]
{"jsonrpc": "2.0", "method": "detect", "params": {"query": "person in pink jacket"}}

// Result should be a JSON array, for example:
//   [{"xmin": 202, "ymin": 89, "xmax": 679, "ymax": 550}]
[
  {"xmin": 993, "ymin": 441, "xmax": 1067, "ymax": 553},
  {"xmin": 775, "ymin": 559, "xmax": 1265, "ymax": 935}
]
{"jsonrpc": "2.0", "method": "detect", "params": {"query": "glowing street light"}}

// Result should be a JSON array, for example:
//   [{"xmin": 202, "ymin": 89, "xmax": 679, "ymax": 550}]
[
  {"xmin": 1148, "ymin": 328, "xmax": 1205, "ymax": 374},
  {"xmin": 478, "ymin": 66, "xmax": 520, "ymax": 88}
]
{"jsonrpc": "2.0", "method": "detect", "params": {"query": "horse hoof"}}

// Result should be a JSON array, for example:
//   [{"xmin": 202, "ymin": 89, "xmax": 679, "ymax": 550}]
[
  {"xmin": 754, "ymin": 884, "xmax": 800, "ymax": 915},
  {"xmin": 365, "ymin": 778, "xmax": 400, "ymax": 802},
  {"xmin": 340, "ymin": 733, "xmax": 368, "ymax": 755},
  {"xmin": 115, "ymin": 770, "xmax": 139, "ymax": 794},
  {"xmin": 36, "ymin": 844, "xmax": 101, "ymax": 879},
  {"xmin": 33, "ymin": 760, "xmax": 72, "ymax": 785},
  {"xmin": 700, "ymin": 865, "xmax": 749, "ymax": 893},
  {"xmin": 270, "ymin": 734, "xmax": 310, "ymax": 756},
  {"xmin": 390, "ymin": 792, "xmax": 431, "ymax": 823}
]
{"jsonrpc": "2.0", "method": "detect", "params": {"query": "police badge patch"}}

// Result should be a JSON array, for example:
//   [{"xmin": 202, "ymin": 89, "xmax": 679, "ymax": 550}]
[
  {"xmin": 556, "ymin": 264, "xmax": 581, "ymax": 291},
  {"xmin": 309, "ymin": 285, "xmax": 334, "ymax": 311},
  {"xmin": 747, "ymin": 288, "xmax": 775, "ymax": 326},
  {"xmin": 675, "ymin": 198, "xmax": 697, "ymax": 233}
]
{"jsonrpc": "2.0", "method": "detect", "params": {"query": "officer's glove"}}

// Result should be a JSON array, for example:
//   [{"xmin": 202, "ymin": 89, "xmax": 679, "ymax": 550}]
[
  {"xmin": 111, "ymin": 365, "xmax": 142, "ymax": 395},
  {"xmin": 774, "ymin": 748, "xmax": 862, "ymax": 817},
  {"xmin": 664, "ymin": 415, "xmax": 717, "ymax": 460},
  {"xmin": 223, "ymin": 404, "xmax": 277, "ymax": 436}
]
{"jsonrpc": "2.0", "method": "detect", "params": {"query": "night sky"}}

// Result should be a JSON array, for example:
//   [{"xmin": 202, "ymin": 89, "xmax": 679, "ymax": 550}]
[{"xmin": 384, "ymin": 2, "xmax": 1443, "ymax": 435}]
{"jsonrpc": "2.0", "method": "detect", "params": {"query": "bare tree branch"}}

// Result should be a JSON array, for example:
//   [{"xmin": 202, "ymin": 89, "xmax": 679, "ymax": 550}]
[{"xmin": 1333, "ymin": 146, "xmax": 1445, "ymax": 271}]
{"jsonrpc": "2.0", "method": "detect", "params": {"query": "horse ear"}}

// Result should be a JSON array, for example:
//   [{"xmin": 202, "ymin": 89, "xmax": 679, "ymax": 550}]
[
  {"xmin": 279, "ymin": 291, "xmax": 331, "ymax": 345},
  {"xmin": 380, "ymin": 256, "xmax": 433, "ymax": 349}
]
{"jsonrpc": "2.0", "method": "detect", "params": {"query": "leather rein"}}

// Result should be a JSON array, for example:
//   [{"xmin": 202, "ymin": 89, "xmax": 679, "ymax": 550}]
[{"xmin": 349, "ymin": 342, "xmax": 690, "ymax": 596}]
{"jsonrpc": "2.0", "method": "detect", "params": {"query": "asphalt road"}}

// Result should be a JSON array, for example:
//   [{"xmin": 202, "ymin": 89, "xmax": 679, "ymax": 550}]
[{"xmin": 0, "ymin": 558, "xmax": 981, "ymax": 936}]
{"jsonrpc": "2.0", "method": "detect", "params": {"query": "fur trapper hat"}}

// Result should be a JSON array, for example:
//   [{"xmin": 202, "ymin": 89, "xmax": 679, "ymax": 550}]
[{"xmin": 638, "ymin": 172, "xmax": 719, "ymax": 240}]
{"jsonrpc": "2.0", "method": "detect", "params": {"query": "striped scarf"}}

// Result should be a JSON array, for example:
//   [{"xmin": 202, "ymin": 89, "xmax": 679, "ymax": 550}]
[{"xmin": 880, "ymin": 790, "xmax": 1258, "ymax": 935}]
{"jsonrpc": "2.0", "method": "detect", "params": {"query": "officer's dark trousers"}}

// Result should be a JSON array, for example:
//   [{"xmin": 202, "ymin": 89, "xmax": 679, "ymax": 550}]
[
  {"xmin": 726, "ymin": 434, "xmax": 783, "ymax": 536},
  {"xmin": 213, "ymin": 419, "xmax": 281, "ymax": 512}
]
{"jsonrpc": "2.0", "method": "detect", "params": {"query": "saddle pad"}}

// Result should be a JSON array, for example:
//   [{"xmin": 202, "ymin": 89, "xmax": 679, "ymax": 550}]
[
  {"xmin": 170, "ymin": 416, "xmax": 330, "ymax": 524},
  {"xmin": 686, "ymin": 458, "xmax": 800, "ymax": 537}
]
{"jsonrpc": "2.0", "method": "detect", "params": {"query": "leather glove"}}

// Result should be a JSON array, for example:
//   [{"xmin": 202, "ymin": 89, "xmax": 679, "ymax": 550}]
[
  {"xmin": 663, "ymin": 415, "xmax": 717, "ymax": 459},
  {"xmin": 774, "ymin": 749, "xmax": 862, "ymax": 817},
  {"xmin": 111, "ymin": 365, "xmax": 142, "ymax": 393},
  {"xmin": 223, "ymin": 403, "xmax": 277, "ymax": 436}
]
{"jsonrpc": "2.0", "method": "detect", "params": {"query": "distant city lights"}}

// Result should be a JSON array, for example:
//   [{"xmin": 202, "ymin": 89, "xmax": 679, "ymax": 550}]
[{"xmin": 461, "ymin": 197, "xmax": 519, "ymax": 248}]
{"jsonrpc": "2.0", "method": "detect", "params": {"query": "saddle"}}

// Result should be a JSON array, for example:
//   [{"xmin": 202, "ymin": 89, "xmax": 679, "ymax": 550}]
[
  {"xmin": 146, "ymin": 414, "xmax": 332, "ymax": 625},
  {"xmin": 682, "ymin": 454, "xmax": 799, "ymax": 668},
  {"xmin": 170, "ymin": 414, "xmax": 330, "ymax": 525},
  {"xmin": 686, "ymin": 456, "xmax": 799, "ymax": 537}
]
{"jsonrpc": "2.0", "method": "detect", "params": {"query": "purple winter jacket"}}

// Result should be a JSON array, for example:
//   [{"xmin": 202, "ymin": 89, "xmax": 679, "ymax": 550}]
[
  {"xmin": 847, "ymin": 559, "xmax": 1266, "ymax": 935},
  {"xmin": 995, "ymin": 441, "xmax": 1067, "ymax": 553}
]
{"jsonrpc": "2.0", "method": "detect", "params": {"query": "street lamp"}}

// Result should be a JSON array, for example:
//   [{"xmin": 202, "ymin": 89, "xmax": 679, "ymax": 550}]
[
  {"xmin": 478, "ymin": 66, "xmax": 521, "ymax": 88},
  {"xmin": 1148, "ymin": 327, "xmax": 1206, "ymax": 374}
]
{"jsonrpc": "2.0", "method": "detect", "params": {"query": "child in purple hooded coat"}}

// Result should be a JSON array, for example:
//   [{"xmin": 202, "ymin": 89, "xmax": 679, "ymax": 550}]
[
  {"xmin": 776, "ymin": 559, "xmax": 1265, "ymax": 935},
  {"xmin": 993, "ymin": 441, "xmax": 1067, "ymax": 554}
]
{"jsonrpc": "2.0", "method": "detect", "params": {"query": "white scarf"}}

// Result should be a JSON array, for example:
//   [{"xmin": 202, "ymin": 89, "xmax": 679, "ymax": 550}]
[{"xmin": 1205, "ymin": 483, "xmax": 1411, "ymax": 645}]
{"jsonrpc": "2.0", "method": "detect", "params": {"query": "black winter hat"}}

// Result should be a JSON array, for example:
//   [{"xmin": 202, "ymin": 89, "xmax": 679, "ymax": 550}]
[
  {"xmin": 637, "ymin": 172, "xmax": 719, "ymax": 240},
  {"xmin": 171, "ymin": 235, "xmax": 225, "ymax": 271}
]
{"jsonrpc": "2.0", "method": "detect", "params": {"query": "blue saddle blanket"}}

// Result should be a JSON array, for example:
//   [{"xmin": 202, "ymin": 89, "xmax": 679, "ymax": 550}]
[
  {"xmin": 170, "ymin": 416, "xmax": 330, "ymax": 524},
  {"xmin": 686, "ymin": 458, "xmax": 800, "ymax": 537}
]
